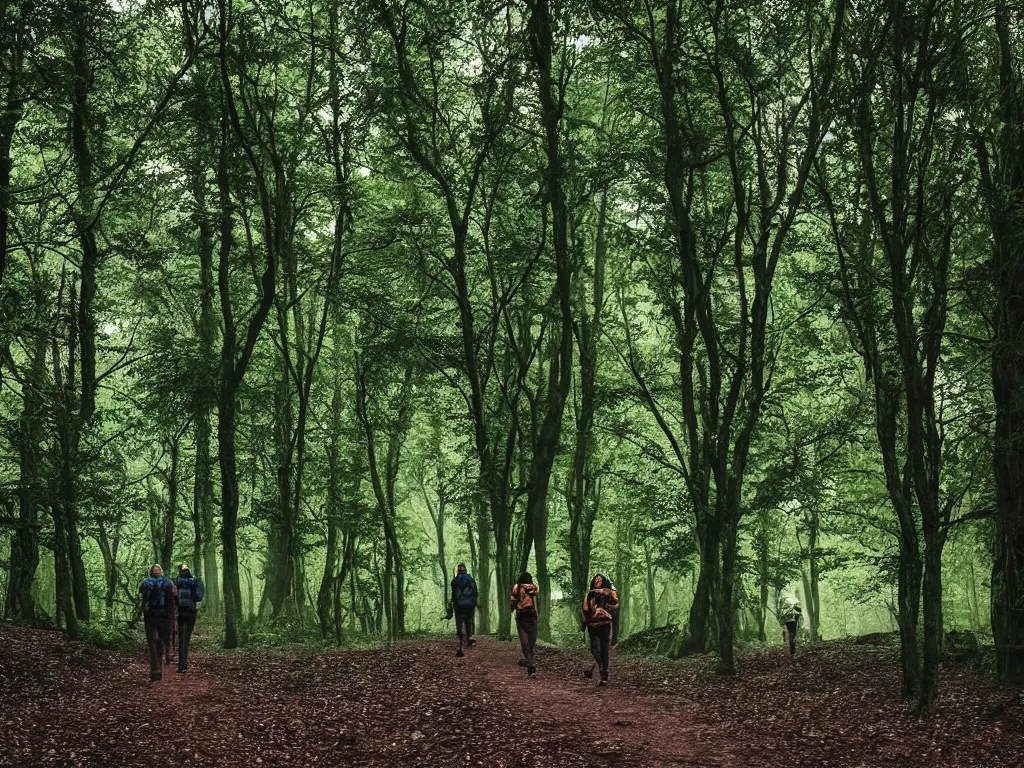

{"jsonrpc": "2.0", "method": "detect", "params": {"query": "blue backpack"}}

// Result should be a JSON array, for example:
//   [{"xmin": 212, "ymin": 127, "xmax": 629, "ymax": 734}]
[
  {"xmin": 142, "ymin": 576, "xmax": 172, "ymax": 612},
  {"xmin": 176, "ymin": 576, "xmax": 204, "ymax": 611},
  {"xmin": 452, "ymin": 574, "xmax": 476, "ymax": 608}
]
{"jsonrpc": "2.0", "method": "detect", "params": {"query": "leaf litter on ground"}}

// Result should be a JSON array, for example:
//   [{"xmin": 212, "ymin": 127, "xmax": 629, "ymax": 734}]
[{"xmin": 0, "ymin": 623, "xmax": 1020, "ymax": 767}]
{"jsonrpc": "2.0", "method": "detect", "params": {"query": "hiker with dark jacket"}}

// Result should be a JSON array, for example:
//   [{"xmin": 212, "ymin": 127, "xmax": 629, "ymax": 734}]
[
  {"xmin": 140, "ymin": 564, "xmax": 176, "ymax": 681},
  {"xmin": 446, "ymin": 563, "xmax": 478, "ymax": 655},
  {"xmin": 174, "ymin": 564, "xmax": 204, "ymax": 673},
  {"xmin": 510, "ymin": 572, "xmax": 540, "ymax": 677},
  {"xmin": 582, "ymin": 573, "xmax": 619, "ymax": 685}
]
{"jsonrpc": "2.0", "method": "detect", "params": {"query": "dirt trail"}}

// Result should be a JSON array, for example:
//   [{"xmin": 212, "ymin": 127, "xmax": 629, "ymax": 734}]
[
  {"xmin": 460, "ymin": 637, "xmax": 735, "ymax": 767},
  {"xmin": 1, "ymin": 624, "xmax": 1021, "ymax": 768}
]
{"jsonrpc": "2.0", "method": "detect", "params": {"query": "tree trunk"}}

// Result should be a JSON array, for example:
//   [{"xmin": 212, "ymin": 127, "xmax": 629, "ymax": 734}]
[
  {"xmin": 644, "ymin": 539, "xmax": 657, "ymax": 629},
  {"xmin": 475, "ymin": 500, "xmax": 491, "ymax": 635},
  {"xmin": 688, "ymin": 516, "xmax": 716, "ymax": 651},
  {"xmin": 805, "ymin": 508, "xmax": 821, "ymax": 644},
  {"xmin": 160, "ymin": 437, "xmax": 179, "ymax": 573},
  {"xmin": 568, "ymin": 190, "xmax": 607, "ymax": 607},
  {"xmin": 5, "ymin": 322, "xmax": 45, "ymax": 622},
  {"xmin": 919, "ymin": 535, "xmax": 944, "ymax": 713},
  {"xmin": 318, "ymin": 352, "xmax": 345, "ymax": 637},
  {"xmin": 897, "ymin": 539, "xmax": 923, "ymax": 700},
  {"xmin": 986, "ymin": 0, "xmax": 1024, "ymax": 683},
  {"xmin": 716, "ymin": 505, "xmax": 739, "ymax": 673}
]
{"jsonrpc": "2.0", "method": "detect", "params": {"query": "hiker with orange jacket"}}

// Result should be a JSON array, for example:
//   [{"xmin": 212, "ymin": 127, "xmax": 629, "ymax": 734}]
[
  {"xmin": 510, "ymin": 572, "xmax": 540, "ymax": 677},
  {"xmin": 582, "ymin": 573, "xmax": 619, "ymax": 685}
]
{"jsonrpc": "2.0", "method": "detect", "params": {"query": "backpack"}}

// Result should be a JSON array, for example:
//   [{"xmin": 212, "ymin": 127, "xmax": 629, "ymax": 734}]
[
  {"xmin": 452, "ymin": 574, "xmax": 476, "ymax": 608},
  {"xmin": 142, "ymin": 577, "xmax": 170, "ymax": 612},
  {"xmin": 513, "ymin": 582, "xmax": 538, "ymax": 614},
  {"xmin": 176, "ymin": 577, "xmax": 203, "ymax": 611}
]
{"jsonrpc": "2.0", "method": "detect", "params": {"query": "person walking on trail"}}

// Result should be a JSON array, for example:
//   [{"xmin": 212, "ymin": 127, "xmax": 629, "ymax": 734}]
[
  {"xmin": 174, "ymin": 564, "xmax": 204, "ymax": 673},
  {"xmin": 446, "ymin": 563, "xmax": 478, "ymax": 657},
  {"xmin": 510, "ymin": 572, "xmax": 540, "ymax": 677},
  {"xmin": 582, "ymin": 573, "xmax": 619, "ymax": 686},
  {"xmin": 140, "ymin": 565, "xmax": 176, "ymax": 682},
  {"xmin": 780, "ymin": 596, "xmax": 803, "ymax": 657}
]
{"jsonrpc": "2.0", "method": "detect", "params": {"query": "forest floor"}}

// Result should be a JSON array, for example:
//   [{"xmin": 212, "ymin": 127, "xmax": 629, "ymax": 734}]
[{"xmin": 0, "ymin": 623, "xmax": 1021, "ymax": 768}]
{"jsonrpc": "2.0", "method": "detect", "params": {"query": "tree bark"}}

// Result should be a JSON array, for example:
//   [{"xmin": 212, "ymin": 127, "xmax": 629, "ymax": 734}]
[
  {"xmin": 984, "ymin": 0, "xmax": 1024, "ymax": 683},
  {"xmin": 5, "ymin": 321, "xmax": 45, "ymax": 622}
]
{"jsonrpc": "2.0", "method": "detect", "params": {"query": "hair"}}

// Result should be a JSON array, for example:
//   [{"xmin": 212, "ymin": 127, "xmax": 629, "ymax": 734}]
[
  {"xmin": 518, "ymin": 571, "xmax": 533, "ymax": 585},
  {"xmin": 591, "ymin": 573, "xmax": 608, "ymax": 589},
  {"xmin": 456, "ymin": 563, "xmax": 467, "ymax": 572},
  {"xmin": 149, "ymin": 564, "xmax": 163, "ymax": 577}
]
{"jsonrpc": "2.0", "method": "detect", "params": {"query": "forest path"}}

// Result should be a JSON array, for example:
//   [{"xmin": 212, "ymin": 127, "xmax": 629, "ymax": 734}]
[
  {"xmin": 460, "ymin": 636, "xmax": 734, "ymax": 766},
  {"xmin": 0, "ymin": 624, "xmax": 1021, "ymax": 768}
]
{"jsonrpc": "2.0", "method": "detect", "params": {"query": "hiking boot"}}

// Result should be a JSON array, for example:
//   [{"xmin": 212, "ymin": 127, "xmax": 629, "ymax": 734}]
[
  {"xmin": 150, "ymin": 673, "xmax": 162, "ymax": 682},
  {"xmin": 583, "ymin": 664, "xmax": 595, "ymax": 679},
  {"xmin": 456, "ymin": 647, "xmax": 465, "ymax": 658},
  {"xmin": 467, "ymin": 639, "xmax": 476, "ymax": 647},
  {"xmin": 599, "ymin": 669, "xmax": 609, "ymax": 686},
  {"xmin": 528, "ymin": 666, "xmax": 537, "ymax": 678}
]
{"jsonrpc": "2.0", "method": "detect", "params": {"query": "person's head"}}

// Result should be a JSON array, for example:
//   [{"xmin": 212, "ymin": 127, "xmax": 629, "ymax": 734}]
[
  {"xmin": 178, "ymin": 563, "xmax": 191, "ymax": 578},
  {"xmin": 783, "ymin": 595, "xmax": 798, "ymax": 608},
  {"xmin": 591, "ymin": 573, "xmax": 607, "ymax": 589},
  {"xmin": 518, "ymin": 571, "xmax": 533, "ymax": 585},
  {"xmin": 149, "ymin": 564, "xmax": 163, "ymax": 578},
  {"xmin": 456, "ymin": 563, "xmax": 467, "ymax": 575}
]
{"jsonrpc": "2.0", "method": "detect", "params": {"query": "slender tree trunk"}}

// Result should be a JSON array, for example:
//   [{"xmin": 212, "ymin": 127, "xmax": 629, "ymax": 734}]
[
  {"xmin": 644, "ymin": 538, "xmax": 657, "ymax": 629},
  {"xmin": 920, "ymin": 534, "xmax": 945, "ymax": 712},
  {"xmin": 215, "ymin": 0, "xmax": 276, "ymax": 646},
  {"xmin": 160, "ymin": 437, "xmax": 179, "ymax": 573},
  {"xmin": 568, "ymin": 191, "xmax": 607, "ymax": 607},
  {"xmin": 51, "ymin": 336, "xmax": 79, "ymax": 639},
  {"xmin": 318, "ymin": 350, "xmax": 344, "ymax": 637}
]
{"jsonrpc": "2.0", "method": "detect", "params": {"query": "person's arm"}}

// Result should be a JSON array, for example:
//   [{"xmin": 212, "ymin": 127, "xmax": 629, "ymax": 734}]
[{"xmin": 607, "ymin": 589, "xmax": 620, "ymax": 612}]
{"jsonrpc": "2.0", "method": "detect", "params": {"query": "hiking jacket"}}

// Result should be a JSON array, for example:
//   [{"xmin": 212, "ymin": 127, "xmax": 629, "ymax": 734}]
[
  {"xmin": 582, "ymin": 587, "xmax": 619, "ymax": 627},
  {"xmin": 780, "ymin": 605, "xmax": 803, "ymax": 626},
  {"xmin": 510, "ymin": 582, "xmax": 539, "ymax": 614},
  {"xmin": 450, "ymin": 573, "xmax": 478, "ymax": 610}
]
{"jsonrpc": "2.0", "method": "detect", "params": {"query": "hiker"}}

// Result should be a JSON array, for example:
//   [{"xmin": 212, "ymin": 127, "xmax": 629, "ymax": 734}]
[
  {"xmin": 174, "ymin": 563, "xmax": 204, "ymax": 673},
  {"xmin": 446, "ymin": 562, "xmax": 478, "ymax": 656},
  {"xmin": 779, "ymin": 596, "xmax": 803, "ymax": 657},
  {"xmin": 140, "ymin": 565, "xmax": 176, "ymax": 681},
  {"xmin": 510, "ymin": 572, "xmax": 539, "ymax": 677},
  {"xmin": 582, "ymin": 573, "xmax": 619, "ymax": 685}
]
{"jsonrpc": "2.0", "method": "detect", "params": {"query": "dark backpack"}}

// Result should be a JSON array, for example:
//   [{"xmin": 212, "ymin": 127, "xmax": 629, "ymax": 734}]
[
  {"xmin": 142, "ymin": 577, "xmax": 170, "ymax": 612},
  {"xmin": 452, "ymin": 574, "xmax": 476, "ymax": 608},
  {"xmin": 176, "ymin": 576, "xmax": 203, "ymax": 611}
]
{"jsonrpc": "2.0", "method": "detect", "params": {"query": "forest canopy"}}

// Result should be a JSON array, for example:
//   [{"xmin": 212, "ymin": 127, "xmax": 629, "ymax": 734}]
[{"xmin": 1, "ymin": 0, "xmax": 1022, "ymax": 718}]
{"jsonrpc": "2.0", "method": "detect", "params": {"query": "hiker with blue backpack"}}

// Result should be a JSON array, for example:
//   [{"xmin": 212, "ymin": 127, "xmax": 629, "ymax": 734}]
[
  {"xmin": 174, "ymin": 564, "xmax": 204, "ymax": 673},
  {"xmin": 140, "ymin": 565, "xmax": 176, "ymax": 681},
  {"xmin": 446, "ymin": 563, "xmax": 478, "ymax": 657}
]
